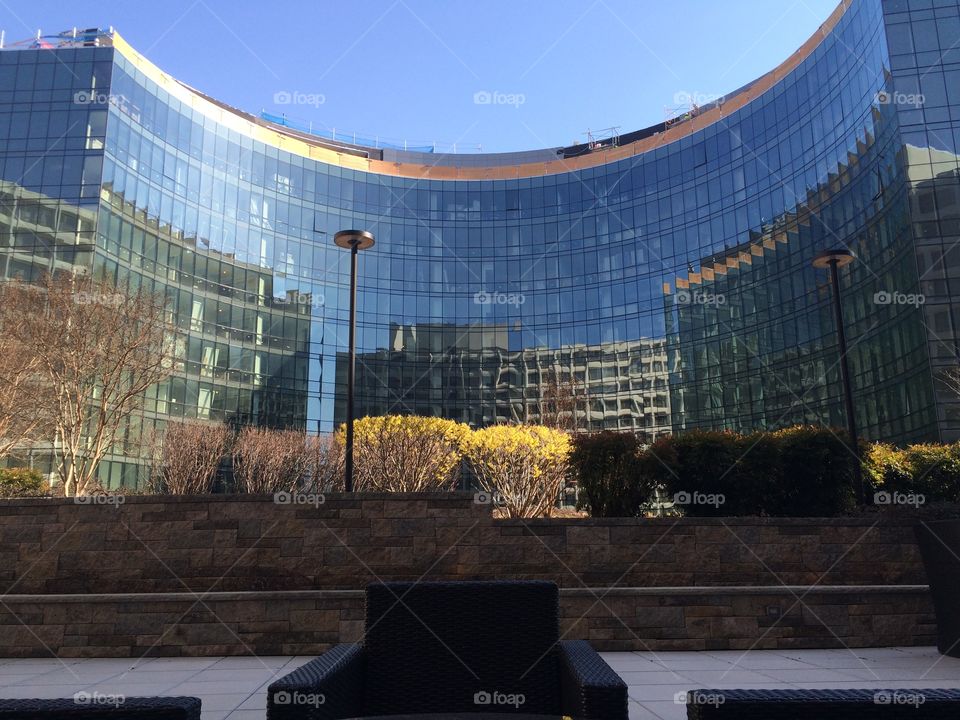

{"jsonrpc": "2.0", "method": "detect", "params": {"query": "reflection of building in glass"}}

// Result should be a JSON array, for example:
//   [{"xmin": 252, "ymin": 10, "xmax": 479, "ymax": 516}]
[
  {"xmin": 338, "ymin": 323, "xmax": 670, "ymax": 436},
  {"xmin": 1, "ymin": 0, "xmax": 959, "ymax": 486},
  {"xmin": 907, "ymin": 147, "xmax": 960, "ymax": 438},
  {"xmin": 665, "ymin": 110, "xmax": 937, "ymax": 440}
]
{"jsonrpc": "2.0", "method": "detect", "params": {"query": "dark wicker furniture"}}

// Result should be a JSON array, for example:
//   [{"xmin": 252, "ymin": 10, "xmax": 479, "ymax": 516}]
[
  {"xmin": 0, "ymin": 697, "xmax": 201, "ymax": 720},
  {"xmin": 267, "ymin": 580, "xmax": 627, "ymax": 719},
  {"xmin": 915, "ymin": 520, "xmax": 960, "ymax": 657},
  {"xmin": 684, "ymin": 688, "xmax": 960, "ymax": 718}
]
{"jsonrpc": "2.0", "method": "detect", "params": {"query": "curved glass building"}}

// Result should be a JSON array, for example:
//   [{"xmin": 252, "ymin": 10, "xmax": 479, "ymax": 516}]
[{"xmin": 1, "ymin": 0, "xmax": 958, "ymax": 484}]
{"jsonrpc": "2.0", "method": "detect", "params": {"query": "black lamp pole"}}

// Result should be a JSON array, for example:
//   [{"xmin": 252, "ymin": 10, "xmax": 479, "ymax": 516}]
[
  {"xmin": 334, "ymin": 229, "xmax": 375, "ymax": 493},
  {"xmin": 813, "ymin": 248, "xmax": 864, "ymax": 503}
]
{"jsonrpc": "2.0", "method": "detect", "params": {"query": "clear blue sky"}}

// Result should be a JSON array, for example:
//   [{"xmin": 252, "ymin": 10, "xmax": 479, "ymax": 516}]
[{"xmin": 1, "ymin": 0, "xmax": 839, "ymax": 153}]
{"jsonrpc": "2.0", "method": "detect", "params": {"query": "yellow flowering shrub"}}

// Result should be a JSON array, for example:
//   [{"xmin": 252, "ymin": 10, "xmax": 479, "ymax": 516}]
[
  {"xmin": 335, "ymin": 415, "xmax": 471, "ymax": 491},
  {"xmin": 864, "ymin": 442, "xmax": 910, "ymax": 489},
  {"xmin": 464, "ymin": 424, "xmax": 572, "ymax": 517}
]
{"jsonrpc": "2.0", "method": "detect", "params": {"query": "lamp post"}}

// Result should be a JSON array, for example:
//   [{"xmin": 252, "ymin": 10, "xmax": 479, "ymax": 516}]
[
  {"xmin": 812, "ymin": 248, "xmax": 864, "ymax": 503},
  {"xmin": 334, "ymin": 229, "xmax": 375, "ymax": 493}
]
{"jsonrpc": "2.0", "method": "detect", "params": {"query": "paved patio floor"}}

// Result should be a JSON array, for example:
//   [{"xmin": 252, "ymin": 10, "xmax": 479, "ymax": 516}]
[{"xmin": 1, "ymin": 647, "xmax": 960, "ymax": 720}]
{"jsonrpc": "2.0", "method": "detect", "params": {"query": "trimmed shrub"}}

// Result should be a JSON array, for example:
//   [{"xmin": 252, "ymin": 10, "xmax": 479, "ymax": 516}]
[
  {"xmin": 636, "ymin": 426, "xmax": 858, "ymax": 517},
  {"xmin": 336, "ymin": 415, "xmax": 471, "ymax": 492},
  {"xmin": 865, "ymin": 442, "xmax": 912, "ymax": 492},
  {"xmin": 147, "ymin": 420, "xmax": 231, "ymax": 495},
  {"xmin": 464, "ymin": 424, "xmax": 571, "ymax": 518},
  {"xmin": 641, "ymin": 430, "xmax": 743, "ymax": 517},
  {"xmin": 571, "ymin": 431, "xmax": 653, "ymax": 517},
  {"xmin": 233, "ymin": 427, "xmax": 313, "ymax": 493},
  {"xmin": 868, "ymin": 442, "xmax": 960, "ymax": 503},
  {"xmin": 0, "ymin": 467, "xmax": 46, "ymax": 497},
  {"xmin": 902, "ymin": 444, "xmax": 960, "ymax": 502},
  {"xmin": 769, "ymin": 426, "xmax": 857, "ymax": 516},
  {"xmin": 732, "ymin": 430, "xmax": 783, "ymax": 515}
]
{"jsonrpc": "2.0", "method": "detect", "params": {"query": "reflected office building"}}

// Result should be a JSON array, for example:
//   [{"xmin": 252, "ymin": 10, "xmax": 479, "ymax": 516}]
[{"xmin": 1, "ymin": 0, "xmax": 959, "ymax": 485}]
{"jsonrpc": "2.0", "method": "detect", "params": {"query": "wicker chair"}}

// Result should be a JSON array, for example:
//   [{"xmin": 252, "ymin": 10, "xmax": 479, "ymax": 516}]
[
  {"xmin": 268, "ymin": 580, "xmax": 627, "ymax": 719},
  {"xmin": 0, "ymin": 697, "xmax": 201, "ymax": 720},
  {"xmin": 684, "ymin": 688, "xmax": 960, "ymax": 718}
]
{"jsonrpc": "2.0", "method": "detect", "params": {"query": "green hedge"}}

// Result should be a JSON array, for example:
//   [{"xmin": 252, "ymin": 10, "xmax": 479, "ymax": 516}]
[
  {"xmin": 866, "ymin": 442, "xmax": 960, "ymax": 503},
  {"xmin": 587, "ymin": 426, "xmax": 858, "ymax": 517},
  {"xmin": 571, "ymin": 431, "xmax": 654, "ymax": 517},
  {"xmin": 0, "ymin": 467, "xmax": 46, "ymax": 497}
]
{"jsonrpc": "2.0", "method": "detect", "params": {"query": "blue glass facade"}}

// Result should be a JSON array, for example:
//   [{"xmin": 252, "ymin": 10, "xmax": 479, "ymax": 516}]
[{"xmin": 0, "ymin": 0, "xmax": 958, "ymax": 485}]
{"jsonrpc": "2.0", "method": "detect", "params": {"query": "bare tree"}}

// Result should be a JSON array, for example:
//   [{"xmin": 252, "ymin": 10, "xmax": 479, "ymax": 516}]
[
  {"xmin": 0, "ymin": 303, "xmax": 52, "ymax": 459},
  {"xmin": 1, "ymin": 274, "xmax": 176, "ymax": 496},
  {"xmin": 941, "ymin": 367, "xmax": 960, "ymax": 401},
  {"xmin": 232, "ymin": 427, "xmax": 313, "ymax": 493},
  {"xmin": 146, "ymin": 420, "xmax": 230, "ymax": 495},
  {"xmin": 306, "ymin": 433, "xmax": 342, "ymax": 492},
  {"xmin": 537, "ymin": 367, "xmax": 586, "ymax": 431}
]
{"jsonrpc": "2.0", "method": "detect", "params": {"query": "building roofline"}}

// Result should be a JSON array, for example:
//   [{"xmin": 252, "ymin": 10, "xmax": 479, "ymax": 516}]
[{"xmin": 107, "ymin": 0, "xmax": 849, "ymax": 181}]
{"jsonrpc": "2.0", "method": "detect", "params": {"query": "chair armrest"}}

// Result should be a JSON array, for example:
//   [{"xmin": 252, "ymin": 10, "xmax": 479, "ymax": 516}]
[
  {"xmin": 267, "ymin": 644, "xmax": 365, "ymax": 720},
  {"xmin": 558, "ymin": 639, "xmax": 628, "ymax": 720}
]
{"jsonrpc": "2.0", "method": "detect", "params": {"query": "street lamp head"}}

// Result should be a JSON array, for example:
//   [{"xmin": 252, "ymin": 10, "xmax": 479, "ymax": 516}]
[
  {"xmin": 334, "ymin": 229, "xmax": 375, "ymax": 251},
  {"xmin": 812, "ymin": 248, "xmax": 855, "ymax": 269}
]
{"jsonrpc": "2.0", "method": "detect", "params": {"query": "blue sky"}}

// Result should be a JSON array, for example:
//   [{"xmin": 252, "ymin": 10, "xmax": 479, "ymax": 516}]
[{"xmin": 1, "ymin": 0, "xmax": 839, "ymax": 153}]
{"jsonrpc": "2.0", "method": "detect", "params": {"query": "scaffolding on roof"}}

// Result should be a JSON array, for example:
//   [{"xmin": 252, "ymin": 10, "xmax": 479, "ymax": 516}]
[{"xmin": 0, "ymin": 27, "xmax": 113, "ymax": 51}]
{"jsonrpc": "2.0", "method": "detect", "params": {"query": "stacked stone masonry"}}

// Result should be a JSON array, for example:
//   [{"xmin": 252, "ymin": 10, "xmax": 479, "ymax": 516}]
[{"xmin": 0, "ymin": 494, "xmax": 935, "ymax": 655}]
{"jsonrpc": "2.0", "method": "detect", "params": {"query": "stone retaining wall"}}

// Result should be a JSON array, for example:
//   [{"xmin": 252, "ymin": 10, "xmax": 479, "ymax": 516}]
[
  {"xmin": 0, "ymin": 586, "xmax": 934, "ymax": 656},
  {"xmin": 0, "ymin": 494, "xmax": 927, "ymax": 593},
  {"xmin": 0, "ymin": 494, "xmax": 934, "ymax": 655}
]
